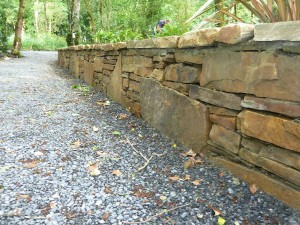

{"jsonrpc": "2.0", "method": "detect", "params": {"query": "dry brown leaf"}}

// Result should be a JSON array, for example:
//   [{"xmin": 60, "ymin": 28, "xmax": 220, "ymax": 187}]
[
  {"xmin": 104, "ymin": 186, "xmax": 112, "ymax": 194},
  {"xmin": 112, "ymin": 170, "xmax": 122, "ymax": 176},
  {"xmin": 96, "ymin": 151, "xmax": 108, "ymax": 157},
  {"xmin": 249, "ymin": 184, "xmax": 258, "ymax": 194},
  {"xmin": 71, "ymin": 140, "xmax": 81, "ymax": 149},
  {"xmin": 186, "ymin": 149, "xmax": 197, "ymax": 157},
  {"xmin": 191, "ymin": 179, "xmax": 202, "ymax": 186},
  {"xmin": 50, "ymin": 201, "xmax": 57, "ymax": 209},
  {"xmin": 169, "ymin": 176, "xmax": 180, "ymax": 182},
  {"xmin": 16, "ymin": 195, "xmax": 31, "ymax": 203},
  {"xmin": 118, "ymin": 113, "xmax": 128, "ymax": 119},
  {"xmin": 24, "ymin": 161, "xmax": 39, "ymax": 169},
  {"xmin": 88, "ymin": 163, "xmax": 100, "ymax": 176},
  {"xmin": 183, "ymin": 160, "xmax": 193, "ymax": 169},
  {"xmin": 101, "ymin": 212, "xmax": 111, "ymax": 221},
  {"xmin": 208, "ymin": 205, "xmax": 223, "ymax": 216},
  {"xmin": 184, "ymin": 174, "xmax": 191, "ymax": 180}
]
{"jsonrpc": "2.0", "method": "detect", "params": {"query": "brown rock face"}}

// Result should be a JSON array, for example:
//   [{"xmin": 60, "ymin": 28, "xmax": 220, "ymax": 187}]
[
  {"xmin": 140, "ymin": 78, "xmax": 211, "ymax": 152},
  {"xmin": 216, "ymin": 23, "xmax": 254, "ymax": 44},
  {"xmin": 178, "ymin": 28, "xmax": 219, "ymax": 48},
  {"xmin": 107, "ymin": 55, "xmax": 122, "ymax": 103},
  {"xmin": 212, "ymin": 157, "xmax": 300, "ymax": 210},
  {"xmin": 175, "ymin": 49, "xmax": 204, "ymax": 65},
  {"xmin": 237, "ymin": 110, "xmax": 300, "ymax": 153},
  {"xmin": 83, "ymin": 62, "xmax": 94, "ymax": 85},
  {"xmin": 189, "ymin": 85, "xmax": 242, "ymax": 110},
  {"xmin": 209, "ymin": 124, "xmax": 241, "ymax": 154},
  {"xmin": 200, "ymin": 51, "xmax": 300, "ymax": 102},
  {"xmin": 165, "ymin": 64, "xmax": 200, "ymax": 83},
  {"xmin": 241, "ymin": 95, "xmax": 300, "ymax": 118},
  {"xmin": 209, "ymin": 114, "xmax": 236, "ymax": 131}
]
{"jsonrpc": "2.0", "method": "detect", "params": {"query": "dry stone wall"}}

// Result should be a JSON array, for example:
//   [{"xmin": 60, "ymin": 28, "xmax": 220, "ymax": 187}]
[{"xmin": 58, "ymin": 21, "xmax": 300, "ymax": 210}]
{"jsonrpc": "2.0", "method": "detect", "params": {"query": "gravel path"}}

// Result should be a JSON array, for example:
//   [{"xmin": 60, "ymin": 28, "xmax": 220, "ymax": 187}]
[{"xmin": 0, "ymin": 51, "xmax": 298, "ymax": 225}]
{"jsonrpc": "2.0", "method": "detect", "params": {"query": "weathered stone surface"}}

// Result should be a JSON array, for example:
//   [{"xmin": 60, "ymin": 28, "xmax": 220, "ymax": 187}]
[
  {"xmin": 103, "ymin": 59, "xmax": 117, "ymax": 64},
  {"xmin": 162, "ymin": 81, "xmax": 189, "ymax": 94},
  {"xmin": 259, "ymin": 145, "xmax": 300, "ymax": 171},
  {"xmin": 83, "ymin": 61, "xmax": 94, "ymax": 85},
  {"xmin": 154, "ymin": 36, "xmax": 179, "ymax": 48},
  {"xmin": 209, "ymin": 114, "xmax": 236, "ymax": 131},
  {"xmin": 150, "ymin": 69, "xmax": 164, "ymax": 82},
  {"xmin": 127, "ymin": 90, "xmax": 140, "ymax": 102},
  {"xmin": 128, "ymin": 80, "xmax": 140, "ymax": 92},
  {"xmin": 209, "ymin": 124, "xmax": 241, "ymax": 154},
  {"xmin": 241, "ymin": 95, "xmax": 300, "ymax": 118},
  {"xmin": 175, "ymin": 49, "xmax": 204, "ymax": 65},
  {"xmin": 100, "ymin": 44, "xmax": 114, "ymax": 51},
  {"xmin": 122, "ymin": 56, "xmax": 134, "ymax": 64},
  {"xmin": 107, "ymin": 55, "xmax": 123, "ymax": 103},
  {"xmin": 241, "ymin": 137, "xmax": 264, "ymax": 154},
  {"xmin": 190, "ymin": 85, "xmax": 242, "ymax": 110},
  {"xmin": 134, "ymin": 66, "xmax": 153, "ymax": 77},
  {"xmin": 122, "ymin": 97, "xmax": 141, "ymax": 117},
  {"xmin": 254, "ymin": 21, "xmax": 300, "ymax": 42},
  {"xmin": 122, "ymin": 64, "xmax": 135, "ymax": 73},
  {"xmin": 200, "ymin": 50, "xmax": 300, "ymax": 102},
  {"xmin": 122, "ymin": 78, "xmax": 129, "ymax": 90},
  {"xmin": 103, "ymin": 64, "xmax": 115, "ymax": 71},
  {"xmin": 113, "ymin": 42, "xmax": 127, "ymax": 50},
  {"xmin": 208, "ymin": 106, "xmax": 238, "ymax": 117},
  {"xmin": 129, "ymin": 73, "xmax": 141, "ymax": 82},
  {"xmin": 178, "ymin": 28, "xmax": 219, "ymax": 48},
  {"xmin": 134, "ymin": 56, "xmax": 153, "ymax": 67},
  {"xmin": 239, "ymin": 148, "xmax": 258, "ymax": 165},
  {"xmin": 257, "ymin": 157, "xmax": 300, "ymax": 186},
  {"xmin": 135, "ymin": 39, "xmax": 155, "ymax": 48},
  {"xmin": 216, "ymin": 23, "xmax": 254, "ymax": 44},
  {"xmin": 153, "ymin": 55, "xmax": 166, "ymax": 62},
  {"xmin": 94, "ymin": 57, "xmax": 104, "ymax": 72},
  {"xmin": 237, "ymin": 110, "xmax": 300, "ymax": 153},
  {"xmin": 103, "ymin": 69, "xmax": 111, "ymax": 75},
  {"xmin": 140, "ymin": 78, "xmax": 211, "ymax": 152},
  {"xmin": 165, "ymin": 64, "xmax": 200, "ymax": 84},
  {"xmin": 212, "ymin": 157, "xmax": 300, "ymax": 210}
]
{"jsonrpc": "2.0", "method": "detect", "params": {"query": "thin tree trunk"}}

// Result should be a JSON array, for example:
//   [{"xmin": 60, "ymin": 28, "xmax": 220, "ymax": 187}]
[
  {"xmin": 34, "ymin": 0, "xmax": 39, "ymax": 34},
  {"xmin": 99, "ymin": 0, "xmax": 103, "ymax": 28},
  {"xmin": 71, "ymin": 0, "xmax": 80, "ymax": 45},
  {"xmin": 83, "ymin": 0, "xmax": 95, "ymax": 32},
  {"xmin": 12, "ymin": 0, "xmax": 26, "ymax": 56},
  {"xmin": 43, "ymin": 1, "xmax": 49, "ymax": 33}
]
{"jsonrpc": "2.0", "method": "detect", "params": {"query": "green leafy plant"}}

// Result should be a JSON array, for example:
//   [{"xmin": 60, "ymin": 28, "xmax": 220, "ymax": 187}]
[
  {"xmin": 93, "ymin": 29, "xmax": 143, "ymax": 44},
  {"xmin": 71, "ymin": 84, "xmax": 90, "ymax": 95},
  {"xmin": 156, "ymin": 22, "xmax": 191, "ymax": 37},
  {"xmin": 187, "ymin": 0, "xmax": 300, "ymax": 29}
]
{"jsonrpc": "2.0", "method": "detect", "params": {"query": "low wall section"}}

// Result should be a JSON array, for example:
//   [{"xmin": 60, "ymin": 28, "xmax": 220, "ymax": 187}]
[{"xmin": 58, "ymin": 22, "xmax": 300, "ymax": 210}]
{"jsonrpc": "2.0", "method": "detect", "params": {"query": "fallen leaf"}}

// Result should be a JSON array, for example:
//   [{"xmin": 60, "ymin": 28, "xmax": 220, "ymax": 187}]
[
  {"xmin": 33, "ymin": 151, "xmax": 44, "ymax": 157},
  {"xmin": 118, "ymin": 113, "xmax": 128, "ymax": 119},
  {"xmin": 50, "ymin": 201, "xmax": 57, "ymax": 209},
  {"xmin": 112, "ymin": 131, "xmax": 121, "ymax": 136},
  {"xmin": 16, "ymin": 195, "xmax": 31, "ymax": 203},
  {"xmin": 159, "ymin": 195, "xmax": 167, "ymax": 201},
  {"xmin": 71, "ymin": 140, "xmax": 81, "ymax": 149},
  {"xmin": 183, "ymin": 160, "xmax": 193, "ymax": 169},
  {"xmin": 104, "ymin": 186, "xmax": 112, "ymax": 194},
  {"xmin": 112, "ymin": 170, "xmax": 122, "ymax": 176},
  {"xmin": 96, "ymin": 151, "xmax": 108, "ymax": 157},
  {"xmin": 101, "ymin": 212, "xmax": 111, "ymax": 221},
  {"xmin": 208, "ymin": 205, "xmax": 223, "ymax": 216},
  {"xmin": 88, "ymin": 164, "xmax": 100, "ymax": 176},
  {"xmin": 191, "ymin": 179, "xmax": 202, "ymax": 186},
  {"xmin": 219, "ymin": 172, "xmax": 225, "ymax": 177},
  {"xmin": 249, "ymin": 184, "xmax": 258, "ymax": 194},
  {"xmin": 97, "ymin": 100, "xmax": 110, "ymax": 106},
  {"xmin": 172, "ymin": 143, "xmax": 177, "ymax": 148},
  {"xmin": 184, "ymin": 174, "xmax": 191, "ymax": 180},
  {"xmin": 185, "ymin": 149, "xmax": 197, "ymax": 157},
  {"xmin": 93, "ymin": 126, "xmax": 99, "ymax": 132},
  {"xmin": 218, "ymin": 217, "xmax": 226, "ymax": 225},
  {"xmin": 169, "ymin": 176, "xmax": 180, "ymax": 182},
  {"xmin": 24, "ymin": 161, "xmax": 39, "ymax": 169}
]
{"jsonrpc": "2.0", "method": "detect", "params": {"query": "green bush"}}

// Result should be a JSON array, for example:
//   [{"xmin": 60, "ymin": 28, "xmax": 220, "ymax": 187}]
[
  {"xmin": 8, "ymin": 34, "xmax": 67, "ymax": 51},
  {"xmin": 156, "ymin": 22, "xmax": 190, "ymax": 37},
  {"xmin": 93, "ymin": 29, "xmax": 143, "ymax": 44}
]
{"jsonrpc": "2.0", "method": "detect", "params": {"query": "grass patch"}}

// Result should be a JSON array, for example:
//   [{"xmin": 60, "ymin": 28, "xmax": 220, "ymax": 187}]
[{"xmin": 71, "ymin": 84, "xmax": 90, "ymax": 95}]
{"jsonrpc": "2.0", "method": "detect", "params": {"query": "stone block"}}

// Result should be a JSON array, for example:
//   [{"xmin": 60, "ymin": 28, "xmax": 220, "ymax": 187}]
[
  {"xmin": 150, "ymin": 69, "xmax": 164, "ymax": 82},
  {"xmin": 122, "ymin": 64, "xmax": 135, "ymax": 73},
  {"xmin": 208, "ymin": 106, "xmax": 238, "ymax": 117},
  {"xmin": 189, "ymin": 85, "xmax": 242, "ymax": 110},
  {"xmin": 134, "ymin": 66, "xmax": 153, "ymax": 77},
  {"xmin": 122, "ymin": 97, "xmax": 141, "ymax": 117},
  {"xmin": 134, "ymin": 56, "xmax": 153, "ymax": 67},
  {"xmin": 83, "ymin": 61, "xmax": 94, "ymax": 85},
  {"xmin": 127, "ymin": 90, "xmax": 140, "ymax": 102},
  {"xmin": 257, "ymin": 157, "xmax": 300, "ymax": 187},
  {"xmin": 113, "ymin": 42, "xmax": 127, "ymax": 50},
  {"xmin": 135, "ymin": 39, "xmax": 155, "ymax": 48},
  {"xmin": 178, "ymin": 28, "xmax": 219, "ymax": 48},
  {"xmin": 129, "ymin": 80, "xmax": 140, "ymax": 92},
  {"xmin": 99, "ymin": 44, "xmax": 114, "ymax": 51},
  {"xmin": 122, "ymin": 55, "xmax": 134, "ymax": 64},
  {"xmin": 122, "ymin": 78, "xmax": 129, "ymax": 90},
  {"xmin": 103, "ymin": 64, "xmax": 115, "ymax": 71},
  {"xmin": 259, "ymin": 145, "xmax": 300, "ymax": 171},
  {"xmin": 162, "ymin": 81, "xmax": 189, "ymax": 95},
  {"xmin": 239, "ymin": 148, "xmax": 259, "ymax": 165},
  {"xmin": 241, "ymin": 137, "xmax": 264, "ymax": 154},
  {"xmin": 129, "ymin": 73, "xmax": 141, "ymax": 82},
  {"xmin": 103, "ymin": 59, "xmax": 117, "ymax": 65},
  {"xmin": 140, "ymin": 78, "xmax": 211, "ymax": 152},
  {"xmin": 216, "ymin": 23, "xmax": 254, "ymax": 44},
  {"xmin": 209, "ymin": 124, "xmax": 241, "ymax": 154},
  {"xmin": 154, "ymin": 36, "xmax": 179, "ymax": 48},
  {"xmin": 212, "ymin": 157, "xmax": 300, "ymax": 210},
  {"xmin": 241, "ymin": 95, "xmax": 300, "ymax": 118},
  {"xmin": 175, "ymin": 49, "xmax": 204, "ymax": 65},
  {"xmin": 209, "ymin": 114, "xmax": 236, "ymax": 131},
  {"xmin": 103, "ymin": 70, "xmax": 111, "ymax": 76},
  {"xmin": 254, "ymin": 21, "xmax": 300, "ymax": 41},
  {"xmin": 153, "ymin": 55, "xmax": 166, "ymax": 62},
  {"xmin": 94, "ymin": 57, "xmax": 104, "ymax": 72},
  {"xmin": 200, "ymin": 50, "xmax": 300, "ymax": 102},
  {"xmin": 106, "ymin": 57, "xmax": 123, "ymax": 103},
  {"xmin": 165, "ymin": 64, "xmax": 200, "ymax": 83},
  {"xmin": 237, "ymin": 110, "xmax": 300, "ymax": 153},
  {"xmin": 102, "ymin": 75, "xmax": 110, "ymax": 85}
]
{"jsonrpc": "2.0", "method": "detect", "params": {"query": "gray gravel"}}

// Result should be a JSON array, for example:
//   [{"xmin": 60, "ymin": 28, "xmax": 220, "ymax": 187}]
[{"xmin": 0, "ymin": 51, "xmax": 299, "ymax": 225}]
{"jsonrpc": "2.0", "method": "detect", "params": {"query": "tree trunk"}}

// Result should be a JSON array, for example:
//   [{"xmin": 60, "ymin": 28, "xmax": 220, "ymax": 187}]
[
  {"xmin": 99, "ymin": 0, "xmax": 103, "ymax": 28},
  {"xmin": 83, "ymin": 0, "xmax": 95, "ymax": 32},
  {"xmin": 67, "ymin": 0, "xmax": 80, "ymax": 46},
  {"xmin": 11, "ymin": 0, "xmax": 26, "ymax": 56},
  {"xmin": 34, "ymin": 0, "xmax": 39, "ymax": 34}
]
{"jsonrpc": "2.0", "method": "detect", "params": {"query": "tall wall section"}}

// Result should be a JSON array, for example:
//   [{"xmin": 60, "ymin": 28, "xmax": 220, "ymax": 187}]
[{"xmin": 58, "ymin": 22, "xmax": 300, "ymax": 210}]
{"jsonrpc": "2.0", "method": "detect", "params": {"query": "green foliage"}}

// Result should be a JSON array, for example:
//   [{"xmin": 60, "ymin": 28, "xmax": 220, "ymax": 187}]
[
  {"xmin": 93, "ymin": 29, "xmax": 143, "ymax": 44},
  {"xmin": 156, "ymin": 22, "xmax": 191, "ymax": 37},
  {"xmin": 71, "ymin": 84, "xmax": 90, "ymax": 95},
  {"xmin": 8, "ymin": 34, "xmax": 67, "ymax": 51}
]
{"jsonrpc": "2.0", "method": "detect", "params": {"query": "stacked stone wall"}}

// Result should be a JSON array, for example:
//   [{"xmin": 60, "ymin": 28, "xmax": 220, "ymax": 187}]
[{"xmin": 58, "ymin": 22, "xmax": 300, "ymax": 210}]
